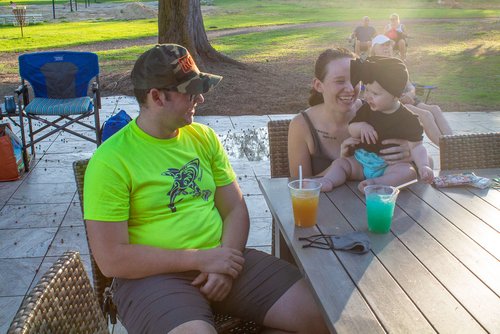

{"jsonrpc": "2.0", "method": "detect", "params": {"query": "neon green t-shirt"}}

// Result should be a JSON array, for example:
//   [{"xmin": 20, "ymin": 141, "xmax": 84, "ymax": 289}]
[{"xmin": 84, "ymin": 119, "xmax": 236, "ymax": 250}]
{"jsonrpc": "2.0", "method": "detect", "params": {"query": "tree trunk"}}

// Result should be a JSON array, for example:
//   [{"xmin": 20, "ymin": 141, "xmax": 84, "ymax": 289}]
[{"xmin": 158, "ymin": 0, "xmax": 244, "ymax": 68}]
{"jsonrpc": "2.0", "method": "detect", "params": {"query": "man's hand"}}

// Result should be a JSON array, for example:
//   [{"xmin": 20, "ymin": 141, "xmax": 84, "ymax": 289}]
[
  {"xmin": 359, "ymin": 123, "xmax": 378, "ymax": 144},
  {"xmin": 418, "ymin": 165, "xmax": 434, "ymax": 184},
  {"xmin": 198, "ymin": 247, "xmax": 244, "ymax": 279},
  {"xmin": 192, "ymin": 272, "xmax": 233, "ymax": 302},
  {"xmin": 379, "ymin": 139, "xmax": 412, "ymax": 164},
  {"xmin": 340, "ymin": 137, "xmax": 361, "ymax": 157}
]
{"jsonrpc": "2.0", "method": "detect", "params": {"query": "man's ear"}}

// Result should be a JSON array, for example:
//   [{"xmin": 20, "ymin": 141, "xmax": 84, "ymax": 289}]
[
  {"xmin": 313, "ymin": 78, "xmax": 324, "ymax": 93},
  {"xmin": 150, "ymin": 88, "xmax": 168, "ymax": 106}
]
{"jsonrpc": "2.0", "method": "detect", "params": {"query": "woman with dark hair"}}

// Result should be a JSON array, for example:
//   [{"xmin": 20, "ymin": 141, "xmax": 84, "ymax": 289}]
[{"xmin": 288, "ymin": 48, "xmax": 413, "ymax": 179}]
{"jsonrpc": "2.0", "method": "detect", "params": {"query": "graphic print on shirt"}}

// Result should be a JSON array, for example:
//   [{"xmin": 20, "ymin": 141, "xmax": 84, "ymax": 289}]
[{"xmin": 161, "ymin": 158, "xmax": 212, "ymax": 213}]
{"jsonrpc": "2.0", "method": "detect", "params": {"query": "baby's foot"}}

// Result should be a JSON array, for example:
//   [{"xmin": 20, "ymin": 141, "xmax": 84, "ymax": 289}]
[
  {"xmin": 319, "ymin": 177, "xmax": 334, "ymax": 192},
  {"xmin": 358, "ymin": 179, "xmax": 376, "ymax": 194}
]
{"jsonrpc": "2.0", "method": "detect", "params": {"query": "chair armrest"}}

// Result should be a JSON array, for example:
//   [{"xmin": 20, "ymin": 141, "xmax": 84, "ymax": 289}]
[
  {"xmin": 15, "ymin": 84, "xmax": 26, "ymax": 95},
  {"xmin": 15, "ymin": 83, "xmax": 30, "ymax": 107},
  {"xmin": 92, "ymin": 81, "xmax": 102, "ymax": 109}
]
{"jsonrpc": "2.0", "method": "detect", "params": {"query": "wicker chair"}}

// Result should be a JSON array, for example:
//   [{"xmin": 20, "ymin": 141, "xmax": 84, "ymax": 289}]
[
  {"xmin": 72, "ymin": 159, "xmax": 261, "ymax": 334},
  {"xmin": 8, "ymin": 251, "xmax": 109, "ymax": 334},
  {"xmin": 267, "ymin": 120, "xmax": 292, "ymax": 259},
  {"xmin": 439, "ymin": 132, "xmax": 500, "ymax": 170},
  {"xmin": 268, "ymin": 119, "xmax": 292, "ymax": 178}
]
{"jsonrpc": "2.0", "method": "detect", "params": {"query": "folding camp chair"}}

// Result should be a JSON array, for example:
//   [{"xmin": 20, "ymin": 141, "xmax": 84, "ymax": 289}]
[
  {"xmin": 15, "ymin": 51, "xmax": 101, "ymax": 170},
  {"xmin": 413, "ymin": 82, "xmax": 437, "ymax": 104}
]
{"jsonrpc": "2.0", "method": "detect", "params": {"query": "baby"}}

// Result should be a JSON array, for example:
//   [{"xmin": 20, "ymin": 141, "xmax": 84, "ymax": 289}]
[{"xmin": 319, "ymin": 56, "xmax": 434, "ymax": 193}]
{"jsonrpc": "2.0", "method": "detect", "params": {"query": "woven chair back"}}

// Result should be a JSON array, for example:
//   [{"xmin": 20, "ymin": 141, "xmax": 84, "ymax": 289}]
[
  {"xmin": 439, "ymin": 132, "xmax": 500, "ymax": 170},
  {"xmin": 268, "ymin": 120, "xmax": 291, "ymax": 178},
  {"xmin": 8, "ymin": 251, "xmax": 109, "ymax": 334},
  {"xmin": 73, "ymin": 159, "xmax": 113, "ymax": 310}
]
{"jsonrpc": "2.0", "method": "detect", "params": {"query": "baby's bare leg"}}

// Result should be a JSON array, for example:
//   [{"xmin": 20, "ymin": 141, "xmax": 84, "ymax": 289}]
[
  {"xmin": 358, "ymin": 163, "xmax": 416, "ymax": 193},
  {"xmin": 320, "ymin": 157, "xmax": 364, "ymax": 192}
]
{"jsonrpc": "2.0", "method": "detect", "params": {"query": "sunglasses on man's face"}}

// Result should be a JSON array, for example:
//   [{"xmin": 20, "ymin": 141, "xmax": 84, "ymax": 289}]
[{"xmin": 159, "ymin": 88, "xmax": 196, "ymax": 102}]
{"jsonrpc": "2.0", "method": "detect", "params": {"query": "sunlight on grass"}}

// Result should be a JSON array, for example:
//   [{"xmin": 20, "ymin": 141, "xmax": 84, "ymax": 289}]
[
  {"xmin": 1, "ymin": 0, "xmax": 498, "ymax": 52},
  {"xmin": 0, "ymin": 19, "xmax": 157, "ymax": 52},
  {"xmin": 211, "ymin": 19, "xmax": 500, "ymax": 109},
  {"xmin": 0, "ymin": 0, "xmax": 498, "ymax": 110},
  {"xmin": 0, "ymin": 0, "xmax": 151, "ymax": 5},
  {"xmin": 96, "ymin": 45, "xmax": 153, "ymax": 71},
  {"xmin": 212, "ymin": 27, "xmax": 351, "ymax": 62}
]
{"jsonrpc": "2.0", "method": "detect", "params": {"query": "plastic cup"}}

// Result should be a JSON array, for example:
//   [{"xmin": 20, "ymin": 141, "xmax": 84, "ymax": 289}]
[
  {"xmin": 365, "ymin": 185, "xmax": 400, "ymax": 234},
  {"xmin": 288, "ymin": 179, "xmax": 322, "ymax": 228},
  {"xmin": 4, "ymin": 96, "xmax": 16, "ymax": 114}
]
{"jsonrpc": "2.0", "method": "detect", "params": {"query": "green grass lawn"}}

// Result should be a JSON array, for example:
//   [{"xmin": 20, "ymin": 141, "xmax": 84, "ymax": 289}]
[
  {"xmin": 1, "ymin": 0, "xmax": 499, "ymax": 52},
  {"xmin": 0, "ymin": 0, "xmax": 498, "ymax": 110},
  {"xmin": 1, "ymin": 19, "xmax": 157, "ymax": 52},
  {"xmin": 0, "ymin": 0, "xmax": 154, "ymax": 5},
  {"xmin": 210, "ymin": 19, "xmax": 499, "ymax": 110}
]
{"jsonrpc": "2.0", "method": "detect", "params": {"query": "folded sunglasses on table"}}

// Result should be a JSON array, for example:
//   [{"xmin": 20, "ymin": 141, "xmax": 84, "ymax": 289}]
[{"xmin": 299, "ymin": 231, "xmax": 371, "ymax": 254}]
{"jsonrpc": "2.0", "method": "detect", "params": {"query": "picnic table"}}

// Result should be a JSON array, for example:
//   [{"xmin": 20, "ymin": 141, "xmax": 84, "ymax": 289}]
[{"xmin": 258, "ymin": 169, "xmax": 499, "ymax": 333}]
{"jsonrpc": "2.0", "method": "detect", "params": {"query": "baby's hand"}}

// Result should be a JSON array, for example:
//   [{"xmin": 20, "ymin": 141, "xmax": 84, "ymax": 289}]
[
  {"xmin": 359, "ymin": 123, "xmax": 378, "ymax": 145},
  {"xmin": 340, "ymin": 137, "xmax": 360, "ymax": 157},
  {"xmin": 418, "ymin": 166, "xmax": 434, "ymax": 184}
]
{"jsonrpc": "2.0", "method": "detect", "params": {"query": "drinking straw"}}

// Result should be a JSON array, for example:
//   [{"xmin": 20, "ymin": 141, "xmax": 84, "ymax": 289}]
[
  {"xmin": 396, "ymin": 179, "xmax": 418, "ymax": 189},
  {"xmin": 299, "ymin": 165, "xmax": 303, "ymax": 189}
]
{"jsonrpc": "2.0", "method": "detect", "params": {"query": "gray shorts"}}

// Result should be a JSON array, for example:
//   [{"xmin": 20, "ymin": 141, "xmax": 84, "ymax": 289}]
[{"xmin": 112, "ymin": 248, "xmax": 302, "ymax": 333}]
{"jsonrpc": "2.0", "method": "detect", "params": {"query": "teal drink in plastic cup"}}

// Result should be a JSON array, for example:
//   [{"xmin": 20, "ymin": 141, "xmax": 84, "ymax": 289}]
[{"xmin": 365, "ymin": 185, "xmax": 400, "ymax": 233}]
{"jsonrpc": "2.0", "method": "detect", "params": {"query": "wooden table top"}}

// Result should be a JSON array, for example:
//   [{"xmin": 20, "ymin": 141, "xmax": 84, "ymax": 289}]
[{"xmin": 258, "ymin": 169, "xmax": 499, "ymax": 334}]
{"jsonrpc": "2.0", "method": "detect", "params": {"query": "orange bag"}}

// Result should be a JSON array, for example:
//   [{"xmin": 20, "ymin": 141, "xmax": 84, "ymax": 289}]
[{"xmin": 0, "ymin": 123, "xmax": 24, "ymax": 181}]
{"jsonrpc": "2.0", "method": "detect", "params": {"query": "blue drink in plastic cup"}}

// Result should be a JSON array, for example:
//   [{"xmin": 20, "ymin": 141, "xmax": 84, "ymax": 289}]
[{"xmin": 365, "ymin": 185, "xmax": 399, "ymax": 233}]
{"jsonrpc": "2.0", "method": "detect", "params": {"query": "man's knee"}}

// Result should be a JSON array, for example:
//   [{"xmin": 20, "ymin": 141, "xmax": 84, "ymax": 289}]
[{"xmin": 168, "ymin": 320, "xmax": 216, "ymax": 334}]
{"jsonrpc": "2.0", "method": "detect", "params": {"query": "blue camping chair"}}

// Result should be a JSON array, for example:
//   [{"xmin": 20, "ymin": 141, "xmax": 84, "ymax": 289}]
[
  {"xmin": 412, "ymin": 82, "xmax": 437, "ymax": 104},
  {"xmin": 15, "ymin": 51, "xmax": 101, "ymax": 170}
]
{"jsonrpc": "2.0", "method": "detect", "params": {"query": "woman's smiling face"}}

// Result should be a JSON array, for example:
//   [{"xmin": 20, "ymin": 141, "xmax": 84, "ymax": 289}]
[{"xmin": 314, "ymin": 57, "xmax": 360, "ymax": 113}]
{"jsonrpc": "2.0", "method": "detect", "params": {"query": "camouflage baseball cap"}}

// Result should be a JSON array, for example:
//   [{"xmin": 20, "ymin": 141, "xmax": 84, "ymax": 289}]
[{"xmin": 131, "ymin": 44, "xmax": 222, "ymax": 94}]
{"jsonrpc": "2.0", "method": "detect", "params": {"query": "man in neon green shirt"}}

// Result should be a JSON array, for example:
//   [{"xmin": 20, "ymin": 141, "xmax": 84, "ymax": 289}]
[{"xmin": 84, "ymin": 44, "xmax": 328, "ymax": 334}]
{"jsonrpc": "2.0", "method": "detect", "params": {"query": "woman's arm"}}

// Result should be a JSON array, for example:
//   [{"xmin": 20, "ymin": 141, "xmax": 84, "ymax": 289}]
[{"xmin": 288, "ymin": 115, "xmax": 314, "ymax": 177}]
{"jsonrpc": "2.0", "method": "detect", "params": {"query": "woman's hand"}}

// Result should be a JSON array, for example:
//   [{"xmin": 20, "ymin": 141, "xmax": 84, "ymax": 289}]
[
  {"xmin": 340, "ymin": 137, "xmax": 361, "ymax": 157},
  {"xmin": 379, "ymin": 139, "xmax": 412, "ymax": 164}
]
